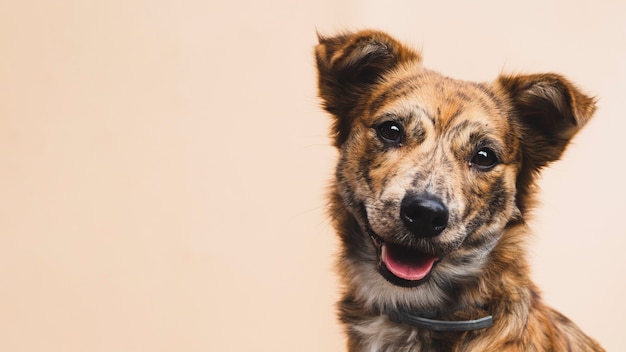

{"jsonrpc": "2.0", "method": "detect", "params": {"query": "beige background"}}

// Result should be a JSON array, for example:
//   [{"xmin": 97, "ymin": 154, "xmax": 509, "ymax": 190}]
[{"xmin": 1, "ymin": 0, "xmax": 624, "ymax": 351}]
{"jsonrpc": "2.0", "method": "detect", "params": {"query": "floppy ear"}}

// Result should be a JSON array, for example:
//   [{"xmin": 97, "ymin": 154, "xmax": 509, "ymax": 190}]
[
  {"xmin": 315, "ymin": 30, "xmax": 421, "ymax": 146},
  {"xmin": 498, "ymin": 73, "xmax": 596, "ymax": 169},
  {"xmin": 497, "ymin": 73, "xmax": 596, "ymax": 212}
]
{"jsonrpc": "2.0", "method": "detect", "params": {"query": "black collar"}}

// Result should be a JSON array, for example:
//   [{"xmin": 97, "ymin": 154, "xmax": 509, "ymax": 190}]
[{"xmin": 387, "ymin": 308, "xmax": 493, "ymax": 332}]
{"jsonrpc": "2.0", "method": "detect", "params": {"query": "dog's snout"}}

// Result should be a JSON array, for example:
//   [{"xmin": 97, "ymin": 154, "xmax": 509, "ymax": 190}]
[{"xmin": 400, "ymin": 193, "xmax": 449, "ymax": 238}]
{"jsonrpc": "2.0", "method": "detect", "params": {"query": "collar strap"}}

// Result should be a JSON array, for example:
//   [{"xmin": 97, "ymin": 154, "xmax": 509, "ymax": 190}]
[{"xmin": 387, "ymin": 309, "xmax": 493, "ymax": 332}]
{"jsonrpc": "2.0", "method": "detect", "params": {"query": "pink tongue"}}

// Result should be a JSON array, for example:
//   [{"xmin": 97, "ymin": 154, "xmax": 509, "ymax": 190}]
[{"xmin": 382, "ymin": 244, "xmax": 437, "ymax": 281}]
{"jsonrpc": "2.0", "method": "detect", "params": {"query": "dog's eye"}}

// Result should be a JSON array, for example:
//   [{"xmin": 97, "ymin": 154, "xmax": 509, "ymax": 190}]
[
  {"xmin": 376, "ymin": 121, "xmax": 403, "ymax": 145},
  {"xmin": 470, "ymin": 147, "xmax": 499, "ymax": 170}
]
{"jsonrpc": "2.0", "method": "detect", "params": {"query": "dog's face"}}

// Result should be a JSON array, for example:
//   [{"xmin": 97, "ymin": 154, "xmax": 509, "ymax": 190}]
[
  {"xmin": 336, "ymin": 70, "xmax": 521, "ymax": 289},
  {"xmin": 316, "ymin": 31, "xmax": 595, "ymax": 310}
]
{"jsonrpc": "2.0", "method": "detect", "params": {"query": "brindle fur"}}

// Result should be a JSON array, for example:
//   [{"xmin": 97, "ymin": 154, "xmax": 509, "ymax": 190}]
[{"xmin": 315, "ymin": 30, "xmax": 603, "ymax": 352}]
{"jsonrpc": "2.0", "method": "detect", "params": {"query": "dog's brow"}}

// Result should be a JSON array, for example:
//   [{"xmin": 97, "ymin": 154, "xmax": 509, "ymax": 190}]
[
  {"xmin": 457, "ymin": 119, "xmax": 493, "ymax": 135},
  {"xmin": 435, "ymin": 105, "xmax": 463, "ymax": 131},
  {"xmin": 373, "ymin": 104, "xmax": 432, "ymax": 125},
  {"xmin": 419, "ymin": 106, "xmax": 435, "ymax": 125}
]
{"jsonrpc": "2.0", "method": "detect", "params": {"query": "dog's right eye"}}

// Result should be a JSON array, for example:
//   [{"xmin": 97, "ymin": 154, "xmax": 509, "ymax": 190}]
[
  {"xmin": 470, "ymin": 147, "xmax": 499, "ymax": 170},
  {"xmin": 376, "ymin": 121, "xmax": 403, "ymax": 145}
]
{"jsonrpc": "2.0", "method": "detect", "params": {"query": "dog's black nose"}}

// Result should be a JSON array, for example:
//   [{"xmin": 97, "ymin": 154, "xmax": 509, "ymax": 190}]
[{"xmin": 400, "ymin": 193, "xmax": 449, "ymax": 238}]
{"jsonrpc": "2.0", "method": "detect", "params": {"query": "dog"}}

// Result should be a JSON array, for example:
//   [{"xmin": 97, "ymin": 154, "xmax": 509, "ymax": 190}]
[{"xmin": 315, "ymin": 30, "xmax": 604, "ymax": 351}]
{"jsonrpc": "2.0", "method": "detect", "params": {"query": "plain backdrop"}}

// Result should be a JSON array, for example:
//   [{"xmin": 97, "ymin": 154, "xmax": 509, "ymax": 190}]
[{"xmin": 1, "ymin": 0, "xmax": 624, "ymax": 351}]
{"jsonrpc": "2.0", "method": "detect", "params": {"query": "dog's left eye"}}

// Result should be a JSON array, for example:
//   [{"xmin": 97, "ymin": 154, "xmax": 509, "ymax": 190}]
[
  {"xmin": 376, "ymin": 121, "xmax": 403, "ymax": 145},
  {"xmin": 470, "ymin": 147, "xmax": 499, "ymax": 170}
]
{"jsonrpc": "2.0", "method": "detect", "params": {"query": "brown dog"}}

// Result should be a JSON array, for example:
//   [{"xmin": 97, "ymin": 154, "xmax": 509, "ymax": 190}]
[{"xmin": 315, "ymin": 30, "xmax": 604, "ymax": 351}]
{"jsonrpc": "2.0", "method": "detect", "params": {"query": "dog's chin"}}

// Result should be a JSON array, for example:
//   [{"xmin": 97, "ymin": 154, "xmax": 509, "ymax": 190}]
[{"xmin": 372, "ymin": 236, "xmax": 440, "ymax": 288}]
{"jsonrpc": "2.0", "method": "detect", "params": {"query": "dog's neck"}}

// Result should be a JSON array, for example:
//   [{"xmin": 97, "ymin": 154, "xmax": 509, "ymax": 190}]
[{"xmin": 386, "ymin": 307, "xmax": 493, "ymax": 332}]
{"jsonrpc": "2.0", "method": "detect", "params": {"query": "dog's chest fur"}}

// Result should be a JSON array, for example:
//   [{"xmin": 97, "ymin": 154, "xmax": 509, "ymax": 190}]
[{"xmin": 352, "ymin": 315, "xmax": 424, "ymax": 352}]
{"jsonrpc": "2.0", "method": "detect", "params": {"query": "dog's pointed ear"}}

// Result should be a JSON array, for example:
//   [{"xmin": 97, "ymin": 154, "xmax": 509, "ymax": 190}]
[
  {"xmin": 497, "ymin": 73, "xmax": 596, "ymax": 213},
  {"xmin": 315, "ymin": 30, "xmax": 422, "ymax": 146},
  {"xmin": 498, "ymin": 73, "xmax": 596, "ymax": 170}
]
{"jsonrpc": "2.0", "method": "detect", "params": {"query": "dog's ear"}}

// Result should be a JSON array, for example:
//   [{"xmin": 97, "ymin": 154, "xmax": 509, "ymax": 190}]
[
  {"xmin": 498, "ymin": 73, "xmax": 596, "ymax": 168},
  {"xmin": 497, "ymin": 73, "xmax": 596, "ymax": 212},
  {"xmin": 315, "ymin": 30, "xmax": 421, "ymax": 146}
]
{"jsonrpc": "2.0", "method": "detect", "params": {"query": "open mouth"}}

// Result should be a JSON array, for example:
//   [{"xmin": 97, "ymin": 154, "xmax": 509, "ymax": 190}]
[{"xmin": 372, "ymin": 236, "xmax": 439, "ymax": 287}]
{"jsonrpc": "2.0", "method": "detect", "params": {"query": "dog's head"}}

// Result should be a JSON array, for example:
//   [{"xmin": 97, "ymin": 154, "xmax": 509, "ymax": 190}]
[{"xmin": 316, "ymin": 30, "xmax": 595, "ymax": 310}]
